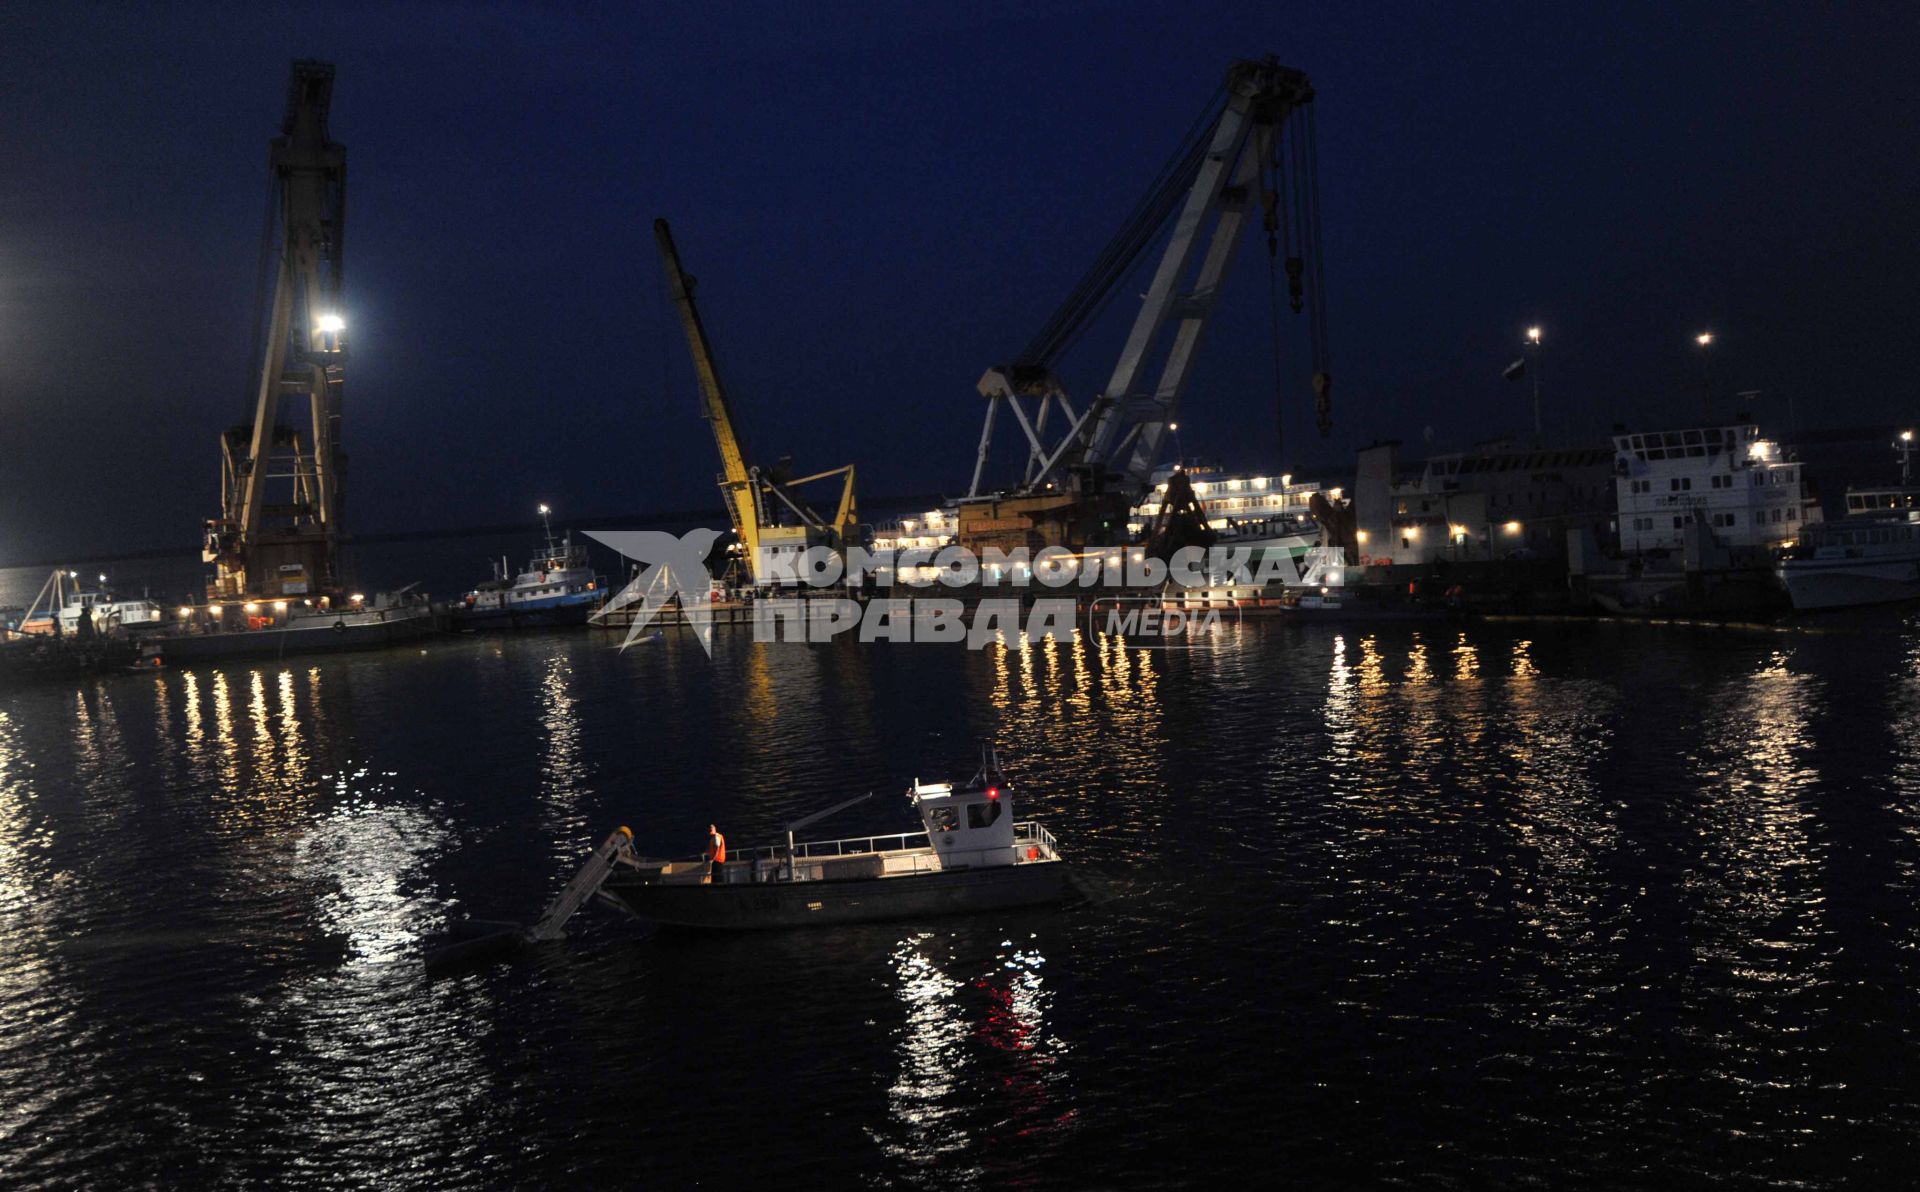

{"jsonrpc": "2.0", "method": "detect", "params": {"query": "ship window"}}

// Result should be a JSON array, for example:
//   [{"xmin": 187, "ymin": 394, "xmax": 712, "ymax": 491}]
[
  {"xmin": 928, "ymin": 807, "xmax": 959, "ymax": 832},
  {"xmin": 967, "ymin": 801, "xmax": 1003, "ymax": 830}
]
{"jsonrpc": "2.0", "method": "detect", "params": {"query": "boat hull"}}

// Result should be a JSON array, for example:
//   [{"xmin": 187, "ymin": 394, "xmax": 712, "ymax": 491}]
[
  {"xmin": 451, "ymin": 598, "xmax": 598, "ymax": 631},
  {"xmin": 602, "ymin": 860, "xmax": 1070, "ymax": 930},
  {"xmin": 159, "ymin": 609, "xmax": 437, "ymax": 662},
  {"xmin": 1779, "ymin": 559, "xmax": 1920, "ymax": 610}
]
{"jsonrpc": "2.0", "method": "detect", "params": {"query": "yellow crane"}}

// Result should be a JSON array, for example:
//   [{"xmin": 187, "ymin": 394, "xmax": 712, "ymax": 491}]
[{"xmin": 653, "ymin": 219, "xmax": 858, "ymax": 585}]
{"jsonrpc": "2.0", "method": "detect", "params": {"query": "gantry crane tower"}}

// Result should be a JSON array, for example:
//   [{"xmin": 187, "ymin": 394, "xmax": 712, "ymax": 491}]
[
  {"xmin": 959, "ymin": 56, "xmax": 1331, "ymax": 553},
  {"xmin": 203, "ymin": 60, "xmax": 350, "ymax": 600},
  {"xmin": 653, "ymin": 219, "xmax": 859, "ymax": 585}
]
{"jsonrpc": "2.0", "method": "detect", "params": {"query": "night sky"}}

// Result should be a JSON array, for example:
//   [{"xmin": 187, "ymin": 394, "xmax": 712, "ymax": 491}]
[{"xmin": 2, "ymin": 2, "xmax": 1916, "ymax": 565}]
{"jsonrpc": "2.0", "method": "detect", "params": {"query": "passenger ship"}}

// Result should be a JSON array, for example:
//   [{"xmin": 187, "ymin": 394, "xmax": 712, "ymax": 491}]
[
  {"xmin": 867, "ymin": 466, "xmax": 1324, "ymax": 575},
  {"xmin": 1129, "ymin": 465, "xmax": 1323, "ymax": 566}
]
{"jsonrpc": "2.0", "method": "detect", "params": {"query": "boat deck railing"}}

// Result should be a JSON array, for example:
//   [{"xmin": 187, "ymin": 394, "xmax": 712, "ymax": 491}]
[
  {"xmin": 726, "ymin": 821, "xmax": 1061, "ymax": 865},
  {"xmin": 1019, "ymin": 821, "xmax": 1060, "ymax": 860},
  {"xmin": 728, "ymin": 830, "xmax": 929, "ymax": 864}
]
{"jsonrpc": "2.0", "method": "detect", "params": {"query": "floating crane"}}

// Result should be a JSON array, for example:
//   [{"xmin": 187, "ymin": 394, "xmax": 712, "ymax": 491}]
[
  {"xmin": 959, "ymin": 56, "xmax": 1331, "ymax": 553},
  {"xmin": 653, "ymin": 218, "xmax": 859, "ymax": 585},
  {"xmin": 204, "ymin": 60, "xmax": 350, "ymax": 600}
]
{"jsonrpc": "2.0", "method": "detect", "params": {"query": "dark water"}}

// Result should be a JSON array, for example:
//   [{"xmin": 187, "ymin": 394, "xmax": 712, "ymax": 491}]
[{"xmin": 3, "ymin": 615, "xmax": 1920, "ymax": 1187}]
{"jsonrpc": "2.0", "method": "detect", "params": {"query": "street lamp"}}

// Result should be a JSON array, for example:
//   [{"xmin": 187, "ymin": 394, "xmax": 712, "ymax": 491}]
[
  {"xmin": 1695, "ymin": 332, "xmax": 1716, "ymax": 423},
  {"xmin": 1524, "ymin": 326, "xmax": 1544, "ymax": 445},
  {"xmin": 1899, "ymin": 429, "xmax": 1916, "ymax": 486}
]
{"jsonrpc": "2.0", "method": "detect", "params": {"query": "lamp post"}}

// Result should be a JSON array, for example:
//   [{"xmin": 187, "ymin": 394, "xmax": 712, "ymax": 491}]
[
  {"xmin": 1900, "ymin": 429, "xmax": 1915, "ymax": 487},
  {"xmin": 1695, "ymin": 332, "xmax": 1716, "ymax": 423},
  {"xmin": 1525, "ymin": 326, "xmax": 1543, "ymax": 445}
]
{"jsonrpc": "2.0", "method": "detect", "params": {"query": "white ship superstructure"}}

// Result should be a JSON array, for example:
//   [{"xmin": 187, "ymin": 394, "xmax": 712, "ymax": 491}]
[
  {"xmin": 1613, "ymin": 424, "xmax": 1821, "ymax": 553},
  {"xmin": 1130, "ymin": 466, "xmax": 1322, "ymax": 558}
]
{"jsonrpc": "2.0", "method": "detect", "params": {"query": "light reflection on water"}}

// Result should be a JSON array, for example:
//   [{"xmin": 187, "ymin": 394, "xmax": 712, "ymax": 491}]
[
  {"xmin": 1683, "ymin": 649, "xmax": 1825, "ymax": 980},
  {"xmin": 0, "ymin": 620, "xmax": 1917, "ymax": 1185},
  {"xmin": 874, "ymin": 931, "xmax": 1072, "ymax": 1184}
]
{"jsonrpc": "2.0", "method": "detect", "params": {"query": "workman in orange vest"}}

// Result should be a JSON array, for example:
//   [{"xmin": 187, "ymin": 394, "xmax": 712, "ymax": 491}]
[{"xmin": 705, "ymin": 824, "xmax": 727, "ymax": 883}]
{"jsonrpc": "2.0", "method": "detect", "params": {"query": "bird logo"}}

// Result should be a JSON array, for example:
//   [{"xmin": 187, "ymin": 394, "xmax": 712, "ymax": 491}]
[{"xmin": 585, "ymin": 528, "xmax": 723, "ymax": 655}]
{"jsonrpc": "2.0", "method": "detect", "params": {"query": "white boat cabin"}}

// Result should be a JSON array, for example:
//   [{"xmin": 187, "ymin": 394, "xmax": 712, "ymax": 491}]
[{"xmin": 911, "ymin": 779, "xmax": 1018, "ymax": 869}]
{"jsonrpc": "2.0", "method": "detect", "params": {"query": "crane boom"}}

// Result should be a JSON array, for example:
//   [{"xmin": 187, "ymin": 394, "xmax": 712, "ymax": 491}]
[
  {"xmin": 960, "ymin": 56, "xmax": 1327, "ymax": 553},
  {"xmin": 653, "ymin": 218, "xmax": 765, "ymax": 571},
  {"xmin": 1077, "ymin": 58, "xmax": 1312, "ymax": 488},
  {"xmin": 653, "ymin": 219, "xmax": 860, "ymax": 585},
  {"xmin": 205, "ymin": 59, "xmax": 350, "ymax": 600}
]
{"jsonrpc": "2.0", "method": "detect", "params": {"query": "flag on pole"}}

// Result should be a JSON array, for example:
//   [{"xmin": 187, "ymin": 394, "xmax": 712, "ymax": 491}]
[{"xmin": 1503, "ymin": 357, "xmax": 1527, "ymax": 381}]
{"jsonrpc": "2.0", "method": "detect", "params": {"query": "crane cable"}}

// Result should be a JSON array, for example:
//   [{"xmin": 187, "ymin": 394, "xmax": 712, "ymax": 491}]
[
  {"xmin": 1305, "ymin": 103, "xmax": 1333, "ymax": 435},
  {"xmin": 1264, "ymin": 128, "xmax": 1289, "ymax": 469},
  {"xmin": 1014, "ymin": 83, "xmax": 1228, "ymax": 368}
]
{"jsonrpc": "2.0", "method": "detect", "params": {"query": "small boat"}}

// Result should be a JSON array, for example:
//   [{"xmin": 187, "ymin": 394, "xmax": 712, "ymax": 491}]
[
  {"xmin": 600, "ymin": 751, "xmax": 1068, "ymax": 930},
  {"xmin": 12, "ymin": 570, "xmax": 164, "ymax": 638},
  {"xmin": 453, "ymin": 507, "xmax": 606, "ymax": 630},
  {"xmin": 1776, "ymin": 513, "xmax": 1920, "ymax": 610}
]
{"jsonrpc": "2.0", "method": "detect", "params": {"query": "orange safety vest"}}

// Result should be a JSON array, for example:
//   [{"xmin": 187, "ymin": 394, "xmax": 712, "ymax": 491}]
[{"xmin": 707, "ymin": 830, "xmax": 727, "ymax": 864}]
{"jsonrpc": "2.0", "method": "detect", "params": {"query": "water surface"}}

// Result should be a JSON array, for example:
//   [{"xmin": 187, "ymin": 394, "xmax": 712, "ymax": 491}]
[{"xmin": 3, "ymin": 615, "xmax": 1918, "ymax": 1186}]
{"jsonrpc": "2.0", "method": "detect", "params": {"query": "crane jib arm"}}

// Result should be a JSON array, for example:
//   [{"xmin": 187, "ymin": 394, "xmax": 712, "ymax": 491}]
[
  {"xmin": 652, "ymin": 218, "xmax": 762, "ymax": 549},
  {"xmin": 967, "ymin": 56, "xmax": 1327, "ymax": 508},
  {"xmin": 1078, "ymin": 59, "xmax": 1313, "ymax": 490}
]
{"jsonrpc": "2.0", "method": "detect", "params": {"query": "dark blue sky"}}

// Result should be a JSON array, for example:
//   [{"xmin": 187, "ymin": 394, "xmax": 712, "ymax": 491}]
[{"xmin": 2, "ymin": 1, "xmax": 1915, "ymax": 564}]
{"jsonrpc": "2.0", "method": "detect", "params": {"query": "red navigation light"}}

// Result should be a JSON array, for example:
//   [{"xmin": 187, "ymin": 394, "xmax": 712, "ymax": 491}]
[{"xmin": 987, "ymin": 786, "xmax": 1000, "ymax": 800}]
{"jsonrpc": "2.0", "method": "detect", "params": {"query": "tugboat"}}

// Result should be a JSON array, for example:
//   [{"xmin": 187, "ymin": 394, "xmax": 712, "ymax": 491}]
[
  {"xmin": 453, "ymin": 505, "xmax": 606, "ymax": 630},
  {"xmin": 600, "ymin": 749, "xmax": 1067, "ymax": 930}
]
